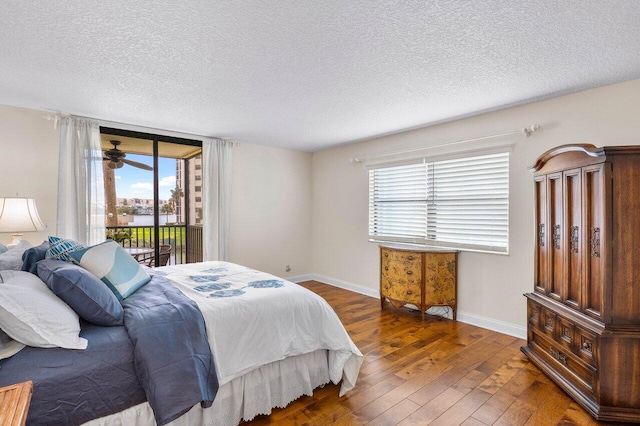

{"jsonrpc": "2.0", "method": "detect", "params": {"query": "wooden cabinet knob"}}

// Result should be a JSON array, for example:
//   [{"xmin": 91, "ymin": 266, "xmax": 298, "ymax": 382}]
[
  {"xmin": 384, "ymin": 253, "xmax": 389, "ymax": 257},
  {"xmin": 406, "ymin": 290, "xmax": 412, "ymax": 295},
  {"xmin": 384, "ymin": 266, "xmax": 388, "ymax": 271},
  {"xmin": 406, "ymin": 270, "xmax": 413, "ymax": 275},
  {"xmin": 407, "ymin": 255, "xmax": 414, "ymax": 260}
]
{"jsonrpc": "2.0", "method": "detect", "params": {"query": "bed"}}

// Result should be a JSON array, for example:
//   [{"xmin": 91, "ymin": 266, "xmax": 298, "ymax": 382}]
[{"xmin": 0, "ymin": 241, "xmax": 363, "ymax": 426}]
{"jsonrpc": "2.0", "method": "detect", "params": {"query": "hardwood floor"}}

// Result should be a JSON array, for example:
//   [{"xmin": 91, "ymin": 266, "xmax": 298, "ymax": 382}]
[{"xmin": 246, "ymin": 281, "xmax": 633, "ymax": 426}]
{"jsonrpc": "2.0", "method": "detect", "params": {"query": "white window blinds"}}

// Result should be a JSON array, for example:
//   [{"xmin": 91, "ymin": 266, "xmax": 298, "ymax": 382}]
[{"xmin": 368, "ymin": 152, "xmax": 509, "ymax": 253}]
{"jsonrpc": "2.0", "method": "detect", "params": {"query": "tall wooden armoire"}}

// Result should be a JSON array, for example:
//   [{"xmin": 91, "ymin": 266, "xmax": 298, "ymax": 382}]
[{"xmin": 522, "ymin": 144, "xmax": 640, "ymax": 422}]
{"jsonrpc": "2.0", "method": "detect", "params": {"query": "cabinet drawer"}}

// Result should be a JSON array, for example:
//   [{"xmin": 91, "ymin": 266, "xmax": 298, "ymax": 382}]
[
  {"xmin": 381, "ymin": 260, "xmax": 422, "ymax": 284},
  {"xmin": 557, "ymin": 317, "xmax": 575, "ymax": 352},
  {"xmin": 381, "ymin": 276, "xmax": 421, "ymax": 305},
  {"xmin": 529, "ymin": 330, "xmax": 596, "ymax": 396},
  {"xmin": 381, "ymin": 248, "xmax": 421, "ymax": 264},
  {"xmin": 527, "ymin": 299, "xmax": 541, "ymax": 327},
  {"xmin": 575, "ymin": 326, "xmax": 597, "ymax": 365},
  {"xmin": 539, "ymin": 306, "xmax": 556, "ymax": 338}
]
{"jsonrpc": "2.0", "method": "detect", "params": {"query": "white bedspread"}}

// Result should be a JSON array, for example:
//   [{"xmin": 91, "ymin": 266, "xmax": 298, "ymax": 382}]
[{"xmin": 153, "ymin": 261, "xmax": 363, "ymax": 396}]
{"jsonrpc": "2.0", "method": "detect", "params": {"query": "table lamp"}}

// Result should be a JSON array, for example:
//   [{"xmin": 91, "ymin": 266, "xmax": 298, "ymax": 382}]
[{"xmin": 0, "ymin": 197, "xmax": 47, "ymax": 245}]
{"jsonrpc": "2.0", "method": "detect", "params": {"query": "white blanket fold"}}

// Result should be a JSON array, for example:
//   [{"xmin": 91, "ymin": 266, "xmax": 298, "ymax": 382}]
[{"xmin": 154, "ymin": 261, "xmax": 363, "ymax": 396}]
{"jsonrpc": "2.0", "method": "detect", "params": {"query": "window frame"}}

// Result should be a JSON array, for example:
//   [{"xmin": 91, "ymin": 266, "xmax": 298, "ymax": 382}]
[{"xmin": 368, "ymin": 149, "xmax": 510, "ymax": 255}]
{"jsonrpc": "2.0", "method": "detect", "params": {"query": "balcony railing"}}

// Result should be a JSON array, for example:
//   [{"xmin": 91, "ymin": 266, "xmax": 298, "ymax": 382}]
[{"xmin": 106, "ymin": 224, "xmax": 203, "ymax": 265}]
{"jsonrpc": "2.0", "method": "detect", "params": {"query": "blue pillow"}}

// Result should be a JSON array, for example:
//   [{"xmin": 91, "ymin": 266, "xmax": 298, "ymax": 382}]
[
  {"xmin": 21, "ymin": 240, "xmax": 50, "ymax": 273},
  {"xmin": 0, "ymin": 243, "xmax": 7, "ymax": 254},
  {"xmin": 46, "ymin": 236, "xmax": 85, "ymax": 262},
  {"xmin": 69, "ymin": 240, "xmax": 151, "ymax": 300},
  {"xmin": 36, "ymin": 259, "xmax": 124, "ymax": 326}
]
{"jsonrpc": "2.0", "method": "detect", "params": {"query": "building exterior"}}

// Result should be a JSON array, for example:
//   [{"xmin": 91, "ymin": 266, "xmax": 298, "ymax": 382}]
[{"xmin": 176, "ymin": 154, "xmax": 203, "ymax": 224}]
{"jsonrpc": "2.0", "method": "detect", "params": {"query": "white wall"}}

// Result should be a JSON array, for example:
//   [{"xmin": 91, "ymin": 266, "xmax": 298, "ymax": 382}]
[
  {"xmin": 311, "ymin": 78, "xmax": 640, "ymax": 337},
  {"xmin": 0, "ymin": 104, "xmax": 59, "ymax": 245},
  {"xmin": 227, "ymin": 142, "xmax": 313, "ymax": 278},
  {"xmin": 0, "ymin": 105, "xmax": 313, "ymax": 279}
]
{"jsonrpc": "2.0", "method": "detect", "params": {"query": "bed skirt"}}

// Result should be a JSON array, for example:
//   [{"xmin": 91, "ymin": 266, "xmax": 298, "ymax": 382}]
[{"xmin": 82, "ymin": 349, "xmax": 331, "ymax": 426}]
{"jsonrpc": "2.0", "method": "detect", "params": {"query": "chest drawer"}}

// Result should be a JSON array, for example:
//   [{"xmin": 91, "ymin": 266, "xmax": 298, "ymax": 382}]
[
  {"xmin": 527, "ymin": 298, "xmax": 598, "ymax": 369},
  {"xmin": 529, "ymin": 329, "xmax": 596, "ymax": 397},
  {"xmin": 575, "ymin": 326, "xmax": 597, "ymax": 364},
  {"xmin": 381, "ymin": 247, "xmax": 421, "ymax": 264},
  {"xmin": 539, "ymin": 306, "xmax": 557, "ymax": 339},
  {"xmin": 381, "ymin": 259, "xmax": 422, "ymax": 284},
  {"xmin": 381, "ymin": 276, "xmax": 421, "ymax": 305}
]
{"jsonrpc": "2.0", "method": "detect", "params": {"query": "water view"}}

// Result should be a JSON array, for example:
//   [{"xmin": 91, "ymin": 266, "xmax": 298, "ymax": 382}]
[{"xmin": 125, "ymin": 214, "xmax": 178, "ymax": 226}]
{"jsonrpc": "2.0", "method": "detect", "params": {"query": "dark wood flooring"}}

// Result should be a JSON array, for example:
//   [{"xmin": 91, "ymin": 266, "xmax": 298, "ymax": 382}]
[{"xmin": 246, "ymin": 281, "xmax": 632, "ymax": 426}]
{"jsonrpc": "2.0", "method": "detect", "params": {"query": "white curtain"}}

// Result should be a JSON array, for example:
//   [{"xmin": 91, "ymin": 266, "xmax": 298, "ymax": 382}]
[
  {"xmin": 57, "ymin": 117, "xmax": 105, "ymax": 245},
  {"xmin": 202, "ymin": 138, "xmax": 233, "ymax": 261}
]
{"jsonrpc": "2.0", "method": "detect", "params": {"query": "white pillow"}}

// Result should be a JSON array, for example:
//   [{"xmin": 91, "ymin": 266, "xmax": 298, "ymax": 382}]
[
  {"xmin": 0, "ymin": 270, "xmax": 88, "ymax": 349},
  {"xmin": 0, "ymin": 240, "xmax": 32, "ymax": 270}
]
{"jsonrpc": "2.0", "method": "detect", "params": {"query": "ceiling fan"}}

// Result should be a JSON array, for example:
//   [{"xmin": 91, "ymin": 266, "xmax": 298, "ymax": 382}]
[{"xmin": 103, "ymin": 140, "xmax": 153, "ymax": 171}]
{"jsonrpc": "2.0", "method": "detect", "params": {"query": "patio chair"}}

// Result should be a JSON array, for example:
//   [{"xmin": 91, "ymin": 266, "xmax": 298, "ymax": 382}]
[
  {"xmin": 157, "ymin": 244, "xmax": 172, "ymax": 266},
  {"xmin": 140, "ymin": 244, "xmax": 172, "ymax": 267}
]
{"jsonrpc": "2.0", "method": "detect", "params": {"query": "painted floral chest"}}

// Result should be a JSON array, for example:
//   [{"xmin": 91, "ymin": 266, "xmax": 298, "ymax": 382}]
[{"xmin": 380, "ymin": 245, "xmax": 457, "ymax": 321}]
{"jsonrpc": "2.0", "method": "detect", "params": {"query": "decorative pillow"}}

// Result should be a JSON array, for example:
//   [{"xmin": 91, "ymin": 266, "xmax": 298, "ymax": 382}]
[
  {"xmin": 36, "ymin": 259, "xmax": 124, "ymax": 326},
  {"xmin": 69, "ymin": 240, "xmax": 151, "ymax": 300},
  {"xmin": 0, "ymin": 242, "xmax": 7, "ymax": 254},
  {"xmin": 0, "ymin": 270, "xmax": 88, "ymax": 349},
  {"xmin": 0, "ymin": 240, "xmax": 32, "ymax": 271},
  {"xmin": 0, "ymin": 328, "xmax": 25, "ymax": 360},
  {"xmin": 21, "ymin": 240, "xmax": 50, "ymax": 273},
  {"xmin": 45, "ymin": 236, "xmax": 85, "ymax": 262}
]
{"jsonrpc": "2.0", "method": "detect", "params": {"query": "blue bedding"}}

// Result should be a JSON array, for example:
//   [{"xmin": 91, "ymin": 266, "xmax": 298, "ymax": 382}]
[
  {"xmin": 122, "ymin": 273, "xmax": 219, "ymax": 425},
  {"xmin": 0, "ymin": 274, "xmax": 219, "ymax": 426},
  {"xmin": 0, "ymin": 323, "xmax": 145, "ymax": 425}
]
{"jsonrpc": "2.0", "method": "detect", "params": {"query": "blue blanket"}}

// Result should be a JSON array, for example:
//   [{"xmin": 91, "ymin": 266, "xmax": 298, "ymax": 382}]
[
  {"xmin": 122, "ymin": 274, "xmax": 219, "ymax": 425},
  {"xmin": 0, "ymin": 274, "xmax": 218, "ymax": 426},
  {"xmin": 0, "ymin": 323, "xmax": 146, "ymax": 425}
]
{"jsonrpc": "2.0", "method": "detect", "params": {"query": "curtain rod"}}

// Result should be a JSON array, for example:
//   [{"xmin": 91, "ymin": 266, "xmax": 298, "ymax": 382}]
[
  {"xmin": 349, "ymin": 124, "xmax": 540, "ymax": 163},
  {"xmin": 41, "ymin": 112, "xmax": 237, "ymax": 145}
]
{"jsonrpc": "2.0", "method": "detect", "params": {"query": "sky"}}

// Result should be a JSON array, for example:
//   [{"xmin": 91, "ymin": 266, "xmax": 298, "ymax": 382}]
[{"xmin": 114, "ymin": 154, "xmax": 177, "ymax": 201}]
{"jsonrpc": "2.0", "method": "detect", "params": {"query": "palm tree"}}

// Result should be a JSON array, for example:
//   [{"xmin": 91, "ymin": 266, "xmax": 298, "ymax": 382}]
[
  {"xmin": 170, "ymin": 186, "xmax": 184, "ymax": 222},
  {"xmin": 160, "ymin": 202, "xmax": 174, "ymax": 222},
  {"xmin": 103, "ymin": 162, "xmax": 118, "ymax": 227}
]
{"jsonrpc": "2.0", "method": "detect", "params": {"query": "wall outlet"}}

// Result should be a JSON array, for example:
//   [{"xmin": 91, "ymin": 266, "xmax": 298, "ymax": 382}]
[{"xmin": 285, "ymin": 265, "xmax": 291, "ymax": 272}]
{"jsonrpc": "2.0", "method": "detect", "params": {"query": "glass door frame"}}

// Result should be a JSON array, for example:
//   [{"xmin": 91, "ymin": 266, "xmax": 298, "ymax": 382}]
[{"xmin": 100, "ymin": 127, "xmax": 202, "ymax": 266}]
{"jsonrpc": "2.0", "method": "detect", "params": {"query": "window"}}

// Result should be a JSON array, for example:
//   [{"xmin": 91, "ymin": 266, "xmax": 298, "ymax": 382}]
[
  {"xmin": 195, "ymin": 175, "xmax": 202, "ymax": 181},
  {"xmin": 195, "ymin": 186, "xmax": 202, "ymax": 192},
  {"xmin": 368, "ymin": 151, "xmax": 509, "ymax": 253}
]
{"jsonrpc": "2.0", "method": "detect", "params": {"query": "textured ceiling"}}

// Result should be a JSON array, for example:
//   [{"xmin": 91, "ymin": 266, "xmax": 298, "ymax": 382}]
[{"xmin": 1, "ymin": 1, "xmax": 639, "ymax": 152}]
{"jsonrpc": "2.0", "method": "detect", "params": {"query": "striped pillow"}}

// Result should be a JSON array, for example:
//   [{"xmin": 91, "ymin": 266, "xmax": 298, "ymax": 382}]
[
  {"xmin": 46, "ymin": 236, "xmax": 85, "ymax": 262},
  {"xmin": 69, "ymin": 240, "xmax": 151, "ymax": 300}
]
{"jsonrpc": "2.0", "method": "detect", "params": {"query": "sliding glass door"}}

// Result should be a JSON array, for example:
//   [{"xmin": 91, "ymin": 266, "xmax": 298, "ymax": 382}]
[{"xmin": 100, "ymin": 128, "xmax": 203, "ymax": 266}]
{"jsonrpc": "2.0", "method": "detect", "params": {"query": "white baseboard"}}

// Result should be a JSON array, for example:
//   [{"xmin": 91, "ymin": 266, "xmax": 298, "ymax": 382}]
[
  {"xmin": 310, "ymin": 274, "xmax": 526, "ymax": 340},
  {"xmin": 456, "ymin": 311, "xmax": 526, "ymax": 340},
  {"xmin": 311, "ymin": 274, "xmax": 380, "ymax": 299},
  {"xmin": 285, "ymin": 274, "xmax": 314, "ymax": 284}
]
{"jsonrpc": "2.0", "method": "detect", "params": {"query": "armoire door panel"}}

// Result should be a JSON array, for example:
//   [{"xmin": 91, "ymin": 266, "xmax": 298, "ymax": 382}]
[
  {"xmin": 547, "ymin": 173, "xmax": 564, "ymax": 302},
  {"xmin": 563, "ymin": 169, "xmax": 582, "ymax": 311},
  {"xmin": 534, "ymin": 175, "xmax": 548, "ymax": 294},
  {"xmin": 582, "ymin": 164, "xmax": 605, "ymax": 322}
]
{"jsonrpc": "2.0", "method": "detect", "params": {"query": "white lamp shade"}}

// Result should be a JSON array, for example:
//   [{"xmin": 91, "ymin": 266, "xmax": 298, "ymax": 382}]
[{"xmin": 0, "ymin": 198, "xmax": 47, "ymax": 233}]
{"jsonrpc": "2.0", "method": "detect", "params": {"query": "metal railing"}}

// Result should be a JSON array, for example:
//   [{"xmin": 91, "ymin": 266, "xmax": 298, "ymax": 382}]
[{"xmin": 106, "ymin": 224, "xmax": 203, "ymax": 265}]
